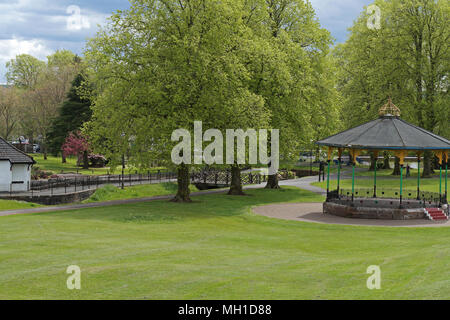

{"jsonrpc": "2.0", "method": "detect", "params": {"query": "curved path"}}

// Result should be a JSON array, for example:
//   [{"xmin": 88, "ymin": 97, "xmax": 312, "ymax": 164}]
[{"xmin": 253, "ymin": 202, "xmax": 450, "ymax": 228}]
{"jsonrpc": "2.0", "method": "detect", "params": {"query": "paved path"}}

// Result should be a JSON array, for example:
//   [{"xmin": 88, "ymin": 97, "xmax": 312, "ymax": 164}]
[{"xmin": 253, "ymin": 203, "xmax": 450, "ymax": 228}]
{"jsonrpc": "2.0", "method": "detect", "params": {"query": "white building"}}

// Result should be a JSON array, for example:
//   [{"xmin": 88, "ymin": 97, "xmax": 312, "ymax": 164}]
[{"xmin": 0, "ymin": 137, "xmax": 35, "ymax": 192}]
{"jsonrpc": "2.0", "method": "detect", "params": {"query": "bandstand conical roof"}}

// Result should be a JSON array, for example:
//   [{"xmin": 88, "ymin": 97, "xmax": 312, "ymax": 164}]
[{"xmin": 317, "ymin": 100, "xmax": 450, "ymax": 151}]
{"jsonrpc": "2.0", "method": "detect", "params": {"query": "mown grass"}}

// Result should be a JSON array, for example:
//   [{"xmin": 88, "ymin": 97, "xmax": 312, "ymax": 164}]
[
  {"xmin": 84, "ymin": 183, "xmax": 199, "ymax": 203},
  {"xmin": 1, "ymin": 187, "xmax": 449, "ymax": 300},
  {"xmin": 30, "ymin": 154, "xmax": 167, "ymax": 176},
  {"xmin": 0, "ymin": 200, "xmax": 42, "ymax": 211}
]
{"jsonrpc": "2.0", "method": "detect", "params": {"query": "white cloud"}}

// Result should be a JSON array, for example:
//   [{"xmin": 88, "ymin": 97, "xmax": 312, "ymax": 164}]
[
  {"xmin": 0, "ymin": 37, "xmax": 53, "ymax": 84},
  {"xmin": 0, "ymin": 37, "xmax": 52, "ymax": 62}
]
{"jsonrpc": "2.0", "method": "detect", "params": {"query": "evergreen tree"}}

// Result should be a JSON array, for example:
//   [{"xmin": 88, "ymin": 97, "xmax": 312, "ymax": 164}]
[{"xmin": 48, "ymin": 74, "xmax": 92, "ymax": 161}]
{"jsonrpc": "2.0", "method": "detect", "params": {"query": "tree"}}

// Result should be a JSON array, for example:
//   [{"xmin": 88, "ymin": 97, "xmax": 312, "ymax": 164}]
[
  {"xmin": 47, "ymin": 73, "xmax": 92, "ymax": 161},
  {"xmin": 241, "ymin": 0, "xmax": 341, "ymax": 189},
  {"xmin": 85, "ymin": 0, "xmax": 270, "ymax": 201},
  {"xmin": 14, "ymin": 50, "xmax": 81, "ymax": 160},
  {"xmin": 61, "ymin": 131, "xmax": 90, "ymax": 169},
  {"xmin": 6, "ymin": 54, "xmax": 45, "ymax": 89},
  {"xmin": 0, "ymin": 86, "xmax": 21, "ymax": 140},
  {"xmin": 335, "ymin": 0, "xmax": 449, "ymax": 177}
]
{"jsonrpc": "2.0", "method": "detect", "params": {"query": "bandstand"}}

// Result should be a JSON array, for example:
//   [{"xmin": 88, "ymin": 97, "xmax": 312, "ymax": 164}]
[{"xmin": 316, "ymin": 100, "xmax": 449, "ymax": 220}]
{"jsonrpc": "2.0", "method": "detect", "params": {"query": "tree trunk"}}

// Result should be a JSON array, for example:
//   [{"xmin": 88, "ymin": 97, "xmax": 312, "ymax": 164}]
[
  {"xmin": 228, "ymin": 165, "xmax": 245, "ymax": 195},
  {"xmin": 171, "ymin": 163, "xmax": 192, "ymax": 203},
  {"xmin": 383, "ymin": 152, "xmax": 391, "ymax": 169},
  {"xmin": 43, "ymin": 145, "xmax": 48, "ymax": 160},
  {"xmin": 369, "ymin": 153, "xmax": 376, "ymax": 171},
  {"xmin": 422, "ymin": 151, "xmax": 434, "ymax": 178},
  {"xmin": 265, "ymin": 171, "xmax": 280, "ymax": 189},
  {"xmin": 82, "ymin": 150, "xmax": 89, "ymax": 169},
  {"xmin": 392, "ymin": 157, "xmax": 401, "ymax": 176},
  {"xmin": 433, "ymin": 155, "xmax": 440, "ymax": 170},
  {"xmin": 62, "ymin": 152, "xmax": 67, "ymax": 164}
]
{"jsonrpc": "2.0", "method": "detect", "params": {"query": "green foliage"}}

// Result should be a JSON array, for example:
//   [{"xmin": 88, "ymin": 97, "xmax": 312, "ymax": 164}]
[
  {"xmin": 84, "ymin": 0, "xmax": 342, "ymax": 171},
  {"xmin": 6, "ymin": 54, "xmax": 45, "ymax": 89},
  {"xmin": 335, "ymin": 0, "xmax": 449, "ymax": 137},
  {"xmin": 47, "ymin": 74, "xmax": 92, "ymax": 154}
]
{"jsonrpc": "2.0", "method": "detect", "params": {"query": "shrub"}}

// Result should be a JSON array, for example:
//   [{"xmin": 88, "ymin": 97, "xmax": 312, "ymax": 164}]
[{"xmin": 88, "ymin": 154, "xmax": 108, "ymax": 168}]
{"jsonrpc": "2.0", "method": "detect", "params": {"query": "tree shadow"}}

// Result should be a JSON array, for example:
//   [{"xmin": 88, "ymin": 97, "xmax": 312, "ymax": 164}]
[{"xmin": 38, "ymin": 187, "xmax": 323, "ymax": 224}]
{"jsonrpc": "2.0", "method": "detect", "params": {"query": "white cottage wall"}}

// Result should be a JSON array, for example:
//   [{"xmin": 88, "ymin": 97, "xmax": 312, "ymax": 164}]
[
  {"xmin": 0, "ymin": 160, "xmax": 12, "ymax": 192},
  {"xmin": 11, "ymin": 164, "xmax": 30, "ymax": 192}
]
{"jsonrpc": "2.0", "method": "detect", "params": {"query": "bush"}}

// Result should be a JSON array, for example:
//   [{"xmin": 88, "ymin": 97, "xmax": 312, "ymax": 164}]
[
  {"xmin": 88, "ymin": 154, "xmax": 108, "ymax": 168},
  {"xmin": 31, "ymin": 166, "xmax": 54, "ymax": 180}
]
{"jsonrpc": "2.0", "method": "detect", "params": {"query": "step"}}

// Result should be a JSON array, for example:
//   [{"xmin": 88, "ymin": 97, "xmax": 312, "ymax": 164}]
[{"xmin": 425, "ymin": 209, "xmax": 448, "ymax": 221}]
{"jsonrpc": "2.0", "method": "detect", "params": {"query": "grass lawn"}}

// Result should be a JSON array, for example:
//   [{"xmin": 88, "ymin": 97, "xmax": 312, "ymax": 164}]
[
  {"xmin": 0, "ymin": 200, "xmax": 42, "ymax": 211},
  {"xmin": 30, "ymin": 154, "xmax": 167, "ymax": 176},
  {"xmin": 84, "ymin": 183, "xmax": 199, "ymax": 203},
  {"xmin": 313, "ymin": 176, "xmax": 447, "ymax": 196},
  {"xmin": 1, "ymin": 187, "xmax": 450, "ymax": 300}
]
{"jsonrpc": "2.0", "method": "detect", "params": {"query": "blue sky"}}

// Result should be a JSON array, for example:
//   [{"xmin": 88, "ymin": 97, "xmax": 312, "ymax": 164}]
[{"xmin": 0, "ymin": 0, "xmax": 373, "ymax": 83}]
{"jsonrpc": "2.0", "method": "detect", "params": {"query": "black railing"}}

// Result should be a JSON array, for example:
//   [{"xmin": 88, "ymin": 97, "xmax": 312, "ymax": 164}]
[
  {"xmin": 329, "ymin": 188, "xmax": 444, "ymax": 207},
  {"xmin": 29, "ymin": 171, "xmax": 177, "ymax": 194}
]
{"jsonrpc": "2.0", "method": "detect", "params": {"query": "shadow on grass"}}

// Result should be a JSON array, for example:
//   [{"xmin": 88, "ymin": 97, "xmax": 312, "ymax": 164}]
[{"xmin": 37, "ymin": 187, "xmax": 325, "ymax": 224}]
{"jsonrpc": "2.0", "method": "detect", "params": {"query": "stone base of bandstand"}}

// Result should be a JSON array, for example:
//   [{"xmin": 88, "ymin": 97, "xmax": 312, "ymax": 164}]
[{"xmin": 323, "ymin": 199, "xmax": 428, "ymax": 220}]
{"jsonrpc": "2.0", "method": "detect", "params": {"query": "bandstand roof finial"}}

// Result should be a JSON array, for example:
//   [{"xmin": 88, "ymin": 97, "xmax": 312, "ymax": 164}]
[{"xmin": 379, "ymin": 97, "xmax": 401, "ymax": 117}]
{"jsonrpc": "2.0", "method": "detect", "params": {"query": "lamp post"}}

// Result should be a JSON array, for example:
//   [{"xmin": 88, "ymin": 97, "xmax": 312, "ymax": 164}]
[
  {"xmin": 121, "ymin": 154, "xmax": 125, "ymax": 190},
  {"xmin": 310, "ymin": 139, "xmax": 314, "ymax": 176},
  {"xmin": 121, "ymin": 132, "xmax": 126, "ymax": 190}
]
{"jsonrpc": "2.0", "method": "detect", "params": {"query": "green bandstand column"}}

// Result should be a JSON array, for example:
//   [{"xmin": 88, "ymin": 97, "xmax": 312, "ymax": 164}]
[
  {"xmin": 400, "ymin": 165, "xmax": 404, "ymax": 207},
  {"xmin": 417, "ymin": 157, "xmax": 421, "ymax": 201},
  {"xmin": 351, "ymin": 162, "xmax": 356, "ymax": 202},
  {"xmin": 439, "ymin": 164, "xmax": 443, "ymax": 204},
  {"xmin": 326, "ymin": 160, "xmax": 331, "ymax": 199},
  {"xmin": 445, "ymin": 161, "xmax": 448, "ymax": 204},
  {"xmin": 373, "ymin": 159, "xmax": 377, "ymax": 198},
  {"xmin": 337, "ymin": 158, "xmax": 341, "ymax": 197}
]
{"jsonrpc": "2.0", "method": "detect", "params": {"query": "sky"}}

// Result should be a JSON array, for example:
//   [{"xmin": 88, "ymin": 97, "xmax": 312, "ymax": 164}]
[{"xmin": 0, "ymin": 0, "xmax": 373, "ymax": 83}]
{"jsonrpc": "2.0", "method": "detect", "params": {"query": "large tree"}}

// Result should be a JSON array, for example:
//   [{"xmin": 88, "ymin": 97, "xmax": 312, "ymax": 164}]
[
  {"xmin": 336, "ymin": 0, "xmax": 449, "ymax": 176},
  {"xmin": 6, "ymin": 54, "xmax": 45, "ymax": 89},
  {"xmin": 85, "ymin": 0, "xmax": 270, "ymax": 201},
  {"xmin": 7, "ymin": 50, "xmax": 81, "ymax": 159},
  {"xmin": 47, "ymin": 73, "xmax": 92, "ymax": 161},
  {"xmin": 0, "ymin": 86, "xmax": 21, "ymax": 140},
  {"xmin": 239, "ymin": 0, "xmax": 341, "ymax": 189}
]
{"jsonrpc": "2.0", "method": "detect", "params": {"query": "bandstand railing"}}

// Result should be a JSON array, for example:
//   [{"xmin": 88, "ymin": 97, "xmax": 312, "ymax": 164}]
[{"xmin": 328, "ymin": 188, "xmax": 444, "ymax": 207}]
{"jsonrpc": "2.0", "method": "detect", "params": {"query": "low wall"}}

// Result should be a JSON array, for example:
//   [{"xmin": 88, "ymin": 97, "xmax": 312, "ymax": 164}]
[
  {"xmin": 1, "ymin": 189, "xmax": 95, "ymax": 205},
  {"xmin": 323, "ymin": 202, "xmax": 425, "ymax": 220}
]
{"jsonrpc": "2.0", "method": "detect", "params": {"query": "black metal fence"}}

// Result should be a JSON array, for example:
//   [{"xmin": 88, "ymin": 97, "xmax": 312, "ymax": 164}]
[
  {"xmin": 12, "ymin": 168, "xmax": 305, "ymax": 196},
  {"xmin": 190, "ymin": 170, "xmax": 270, "ymax": 187},
  {"xmin": 29, "ymin": 171, "xmax": 177, "ymax": 195}
]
